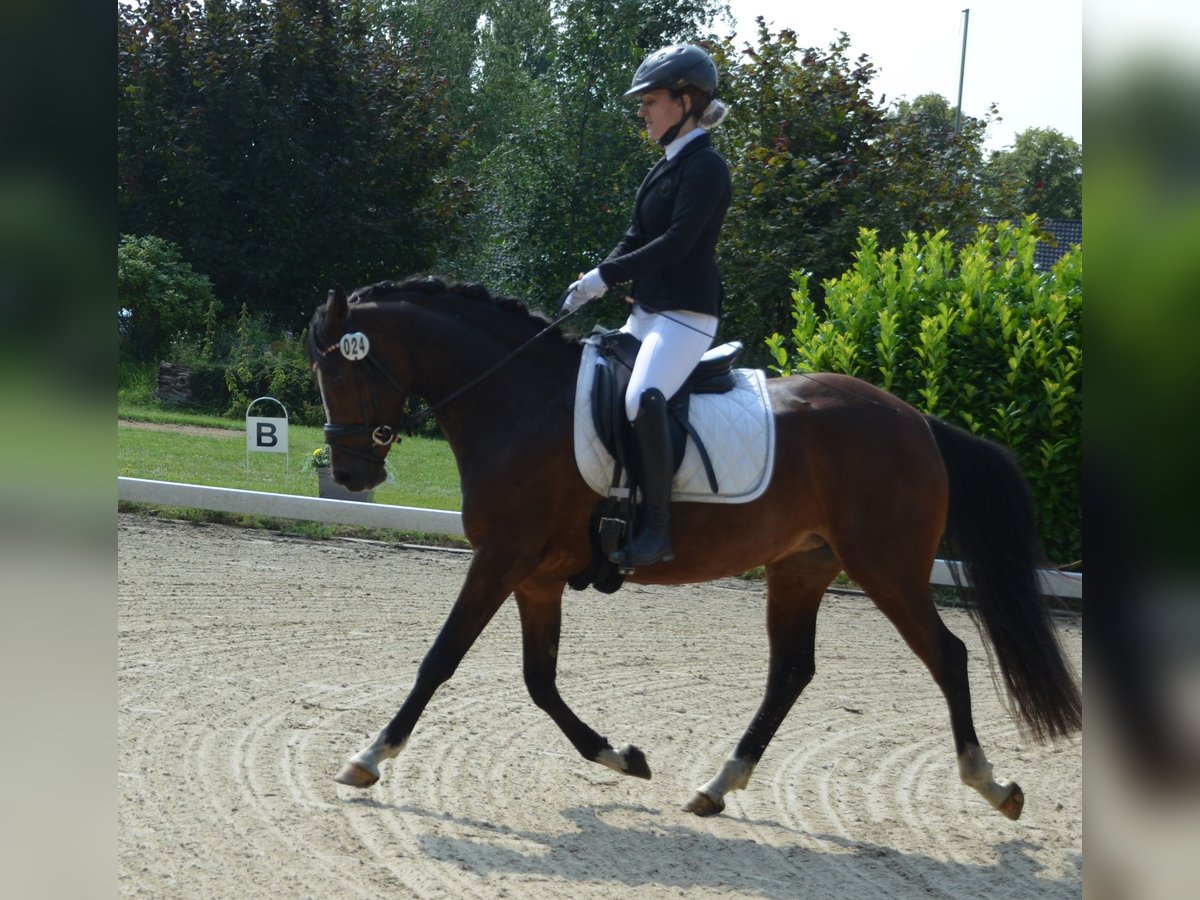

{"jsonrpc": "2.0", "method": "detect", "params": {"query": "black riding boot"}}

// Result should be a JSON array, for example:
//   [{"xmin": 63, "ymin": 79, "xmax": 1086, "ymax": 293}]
[{"xmin": 610, "ymin": 388, "xmax": 675, "ymax": 570}]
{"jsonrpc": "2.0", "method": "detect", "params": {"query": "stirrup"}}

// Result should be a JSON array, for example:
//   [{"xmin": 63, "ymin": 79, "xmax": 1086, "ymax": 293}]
[{"xmin": 610, "ymin": 540, "xmax": 674, "ymax": 572}]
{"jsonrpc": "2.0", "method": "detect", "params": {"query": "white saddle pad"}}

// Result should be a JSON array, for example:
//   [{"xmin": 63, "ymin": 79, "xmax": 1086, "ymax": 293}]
[{"xmin": 573, "ymin": 339, "xmax": 776, "ymax": 504}]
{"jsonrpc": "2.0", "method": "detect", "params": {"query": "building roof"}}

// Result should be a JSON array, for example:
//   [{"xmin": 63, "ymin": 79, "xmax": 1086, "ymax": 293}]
[
  {"xmin": 982, "ymin": 217, "xmax": 1082, "ymax": 271},
  {"xmin": 1033, "ymin": 219, "xmax": 1082, "ymax": 270}
]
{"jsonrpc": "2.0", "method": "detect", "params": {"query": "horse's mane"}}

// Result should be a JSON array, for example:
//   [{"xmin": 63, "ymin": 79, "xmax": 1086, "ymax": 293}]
[
  {"xmin": 308, "ymin": 275, "xmax": 577, "ymax": 363},
  {"xmin": 357, "ymin": 276, "xmax": 574, "ymax": 343}
]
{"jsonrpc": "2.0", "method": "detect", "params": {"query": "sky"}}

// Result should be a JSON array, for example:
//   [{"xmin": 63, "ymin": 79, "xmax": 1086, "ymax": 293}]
[{"xmin": 719, "ymin": 1, "xmax": 1082, "ymax": 152}]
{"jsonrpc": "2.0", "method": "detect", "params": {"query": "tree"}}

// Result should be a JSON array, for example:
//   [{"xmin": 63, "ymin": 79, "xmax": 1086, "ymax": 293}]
[
  {"xmin": 118, "ymin": 234, "xmax": 216, "ymax": 362},
  {"xmin": 118, "ymin": 0, "xmax": 473, "ymax": 327},
  {"xmin": 712, "ymin": 25, "xmax": 991, "ymax": 364},
  {"xmin": 875, "ymin": 92, "xmax": 991, "ymax": 244},
  {"xmin": 980, "ymin": 127, "xmax": 1082, "ymax": 220}
]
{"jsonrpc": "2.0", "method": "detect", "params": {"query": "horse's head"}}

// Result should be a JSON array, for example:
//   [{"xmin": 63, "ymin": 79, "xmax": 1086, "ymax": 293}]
[{"xmin": 307, "ymin": 285, "xmax": 409, "ymax": 492}]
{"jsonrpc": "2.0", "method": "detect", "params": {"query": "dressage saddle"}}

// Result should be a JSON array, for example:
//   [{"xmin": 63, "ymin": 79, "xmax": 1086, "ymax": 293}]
[
  {"xmin": 569, "ymin": 327, "xmax": 743, "ymax": 594},
  {"xmin": 588, "ymin": 327, "xmax": 742, "ymax": 491}
]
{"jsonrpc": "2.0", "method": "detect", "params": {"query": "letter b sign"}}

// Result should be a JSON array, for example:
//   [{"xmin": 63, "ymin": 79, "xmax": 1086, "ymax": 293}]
[{"xmin": 247, "ymin": 416, "xmax": 289, "ymax": 454}]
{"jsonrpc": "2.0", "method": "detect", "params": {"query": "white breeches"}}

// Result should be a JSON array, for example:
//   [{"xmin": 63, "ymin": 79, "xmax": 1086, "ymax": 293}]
[{"xmin": 620, "ymin": 304, "xmax": 718, "ymax": 421}]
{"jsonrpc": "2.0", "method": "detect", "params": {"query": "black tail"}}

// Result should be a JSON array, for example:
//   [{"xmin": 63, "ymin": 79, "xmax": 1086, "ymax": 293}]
[{"xmin": 926, "ymin": 416, "xmax": 1082, "ymax": 743}]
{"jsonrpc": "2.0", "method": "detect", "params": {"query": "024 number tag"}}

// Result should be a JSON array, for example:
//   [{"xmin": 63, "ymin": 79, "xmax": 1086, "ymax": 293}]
[{"xmin": 339, "ymin": 332, "xmax": 370, "ymax": 361}]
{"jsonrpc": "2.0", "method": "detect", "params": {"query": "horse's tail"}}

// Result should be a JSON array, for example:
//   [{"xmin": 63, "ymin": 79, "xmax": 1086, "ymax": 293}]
[{"xmin": 925, "ymin": 415, "xmax": 1082, "ymax": 743}]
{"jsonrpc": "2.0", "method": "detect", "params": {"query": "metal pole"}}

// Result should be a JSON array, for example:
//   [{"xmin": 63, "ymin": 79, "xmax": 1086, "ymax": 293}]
[{"xmin": 955, "ymin": 8, "xmax": 970, "ymax": 133}]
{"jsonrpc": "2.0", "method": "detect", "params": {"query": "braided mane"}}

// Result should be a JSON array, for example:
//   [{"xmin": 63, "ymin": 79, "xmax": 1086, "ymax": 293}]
[
  {"xmin": 353, "ymin": 276, "xmax": 566, "ymax": 341},
  {"xmin": 309, "ymin": 275, "xmax": 579, "ymax": 364}
]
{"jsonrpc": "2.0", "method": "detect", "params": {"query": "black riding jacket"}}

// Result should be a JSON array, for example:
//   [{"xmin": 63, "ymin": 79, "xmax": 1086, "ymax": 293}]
[{"xmin": 597, "ymin": 132, "xmax": 731, "ymax": 318}]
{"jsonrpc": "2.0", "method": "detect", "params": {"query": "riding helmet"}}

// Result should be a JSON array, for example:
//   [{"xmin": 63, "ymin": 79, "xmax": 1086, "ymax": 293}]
[{"xmin": 622, "ymin": 44, "xmax": 719, "ymax": 100}]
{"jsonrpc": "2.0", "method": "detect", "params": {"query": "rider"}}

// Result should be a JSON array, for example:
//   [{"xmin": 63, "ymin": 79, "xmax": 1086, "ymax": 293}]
[{"xmin": 562, "ymin": 44, "xmax": 731, "ymax": 569}]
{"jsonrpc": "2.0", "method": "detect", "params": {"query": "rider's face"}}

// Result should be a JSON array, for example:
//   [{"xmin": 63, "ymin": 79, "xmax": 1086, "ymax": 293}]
[{"xmin": 637, "ymin": 89, "xmax": 689, "ymax": 143}]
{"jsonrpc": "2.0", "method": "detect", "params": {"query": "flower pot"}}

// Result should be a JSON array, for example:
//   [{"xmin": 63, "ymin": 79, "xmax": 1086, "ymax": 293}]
[{"xmin": 316, "ymin": 466, "xmax": 375, "ymax": 502}]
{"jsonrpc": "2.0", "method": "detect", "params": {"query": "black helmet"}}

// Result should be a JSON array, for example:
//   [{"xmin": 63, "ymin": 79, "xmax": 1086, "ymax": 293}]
[{"xmin": 622, "ymin": 44, "xmax": 718, "ymax": 100}]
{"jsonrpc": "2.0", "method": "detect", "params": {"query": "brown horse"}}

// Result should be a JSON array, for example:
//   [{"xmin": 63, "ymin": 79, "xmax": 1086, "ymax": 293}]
[{"xmin": 308, "ymin": 276, "xmax": 1080, "ymax": 821}]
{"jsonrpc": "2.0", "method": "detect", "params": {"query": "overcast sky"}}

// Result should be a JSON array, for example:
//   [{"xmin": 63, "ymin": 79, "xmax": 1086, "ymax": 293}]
[{"xmin": 719, "ymin": 1, "xmax": 1082, "ymax": 152}]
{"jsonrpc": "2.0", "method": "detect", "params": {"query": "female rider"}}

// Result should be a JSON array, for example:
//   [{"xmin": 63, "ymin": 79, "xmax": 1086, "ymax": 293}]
[{"xmin": 563, "ymin": 44, "xmax": 731, "ymax": 570}]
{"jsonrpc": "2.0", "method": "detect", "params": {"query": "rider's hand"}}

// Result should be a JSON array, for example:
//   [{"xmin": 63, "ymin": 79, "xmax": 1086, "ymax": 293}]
[{"xmin": 562, "ymin": 268, "xmax": 607, "ymax": 312}]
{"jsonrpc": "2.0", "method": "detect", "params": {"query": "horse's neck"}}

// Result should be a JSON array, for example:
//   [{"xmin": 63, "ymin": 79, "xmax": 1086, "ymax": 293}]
[{"xmin": 403, "ymin": 304, "xmax": 579, "ymax": 449}]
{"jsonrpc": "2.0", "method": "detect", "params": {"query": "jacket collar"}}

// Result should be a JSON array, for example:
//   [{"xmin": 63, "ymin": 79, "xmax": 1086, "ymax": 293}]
[
  {"xmin": 663, "ymin": 126, "xmax": 708, "ymax": 160},
  {"xmin": 643, "ymin": 131, "xmax": 712, "ymax": 190}
]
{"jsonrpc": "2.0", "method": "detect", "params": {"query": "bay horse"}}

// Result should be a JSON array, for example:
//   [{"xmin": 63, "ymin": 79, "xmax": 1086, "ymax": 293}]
[{"xmin": 308, "ymin": 276, "xmax": 1081, "ymax": 821}]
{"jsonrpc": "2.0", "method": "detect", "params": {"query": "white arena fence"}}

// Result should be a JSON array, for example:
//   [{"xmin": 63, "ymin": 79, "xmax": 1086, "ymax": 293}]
[{"xmin": 117, "ymin": 477, "xmax": 1081, "ymax": 599}]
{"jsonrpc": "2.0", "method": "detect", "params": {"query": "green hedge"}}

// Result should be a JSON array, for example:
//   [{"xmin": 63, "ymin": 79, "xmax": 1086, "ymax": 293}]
[
  {"xmin": 766, "ymin": 218, "xmax": 1082, "ymax": 564},
  {"xmin": 161, "ymin": 304, "xmax": 324, "ymax": 426}
]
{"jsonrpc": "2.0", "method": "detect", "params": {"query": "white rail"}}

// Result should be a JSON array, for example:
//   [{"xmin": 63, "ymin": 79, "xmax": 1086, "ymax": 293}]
[
  {"xmin": 117, "ymin": 477, "xmax": 464, "ymax": 536},
  {"xmin": 117, "ymin": 477, "xmax": 1081, "ymax": 598}
]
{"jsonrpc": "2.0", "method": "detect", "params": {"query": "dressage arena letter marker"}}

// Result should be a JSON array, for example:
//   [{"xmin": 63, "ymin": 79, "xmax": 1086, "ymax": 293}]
[
  {"xmin": 245, "ymin": 396, "xmax": 290, "ymax": 480},
  {"xmin": 247, "ymin": 417, "xmax": 289, "ymax": 453},
  {"xmin": 340, "ymin": 332, "xmax": 370, "ymax": 361}
]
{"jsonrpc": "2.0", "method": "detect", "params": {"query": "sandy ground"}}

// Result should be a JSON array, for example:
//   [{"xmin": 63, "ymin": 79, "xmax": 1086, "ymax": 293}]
[{"xmin": 118, "ymin": 512, "xmax": 1082, "ymax": 898}]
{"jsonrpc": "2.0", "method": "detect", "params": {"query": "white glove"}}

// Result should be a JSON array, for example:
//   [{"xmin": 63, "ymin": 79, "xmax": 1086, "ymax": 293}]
[{"xmin": 562, "ymin": 267, "xmax": 607, "ymax": 312}]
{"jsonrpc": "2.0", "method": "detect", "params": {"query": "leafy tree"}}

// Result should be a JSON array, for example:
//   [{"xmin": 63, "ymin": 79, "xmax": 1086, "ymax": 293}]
[
  {"xmin": 373, "ymin": 0, "xmax": 488, "ymax": 142},
  {"xmin": 712, "ymin": 24, "xmax": 991, "ymax": 364},
  {"xmin": 118, "ymin": 234, "xmax": 216, "ymax": 362},
  {"xmin": 118, "ymin": 0, "xmax": 473, "ymax": 328},
  {"xmin": 980, "ymin": 127, "xmax": 1082, "ymax": 220},
  {"xmin": 875, "ymin": 92, "xmax": 991, "ymax": 244}
]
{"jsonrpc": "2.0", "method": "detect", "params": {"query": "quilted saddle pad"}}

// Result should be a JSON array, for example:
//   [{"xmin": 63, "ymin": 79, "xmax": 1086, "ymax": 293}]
[{"xmin": 572, "ymin": 339, "xmax": 776, "ymax": 504}]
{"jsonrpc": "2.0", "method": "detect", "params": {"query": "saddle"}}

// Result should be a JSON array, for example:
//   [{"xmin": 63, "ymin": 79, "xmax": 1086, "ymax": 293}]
[
  {"xmin": 589, "ymin": 328, "xmax": 741, "ymax": 488},
  {"xmin": 569, "ymin": 328, "xmax": 743, "ymax": 594}
]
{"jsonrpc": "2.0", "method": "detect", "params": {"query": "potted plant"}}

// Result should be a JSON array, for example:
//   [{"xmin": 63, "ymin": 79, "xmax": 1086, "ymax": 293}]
[{"xmin": 311, "ymin": 445, "xmax": 375, "ymax": 502}]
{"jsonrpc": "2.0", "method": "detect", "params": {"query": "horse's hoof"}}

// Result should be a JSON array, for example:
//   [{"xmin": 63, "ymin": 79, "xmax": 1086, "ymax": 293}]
[
  {"xmin": 683, "ymin": 790, "xmax": 725, "ymax": 817},
  {"xmin": 334, "ymin": 761, "xmax": 379, "ymax": 788},
  {"xmin": 997, "ymin": 782, "xmax": 1024, "ymax": 820},
  {"xmin": 623, "ymin": 744, "xmax": 652, "ymax": 780}
]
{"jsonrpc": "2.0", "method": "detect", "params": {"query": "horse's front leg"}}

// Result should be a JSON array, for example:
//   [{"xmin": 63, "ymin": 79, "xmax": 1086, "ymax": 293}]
[
  {"xmin": 515, "ymin": 577, "xmax": 651, "ymax": 779},
  {"xmin": 334, "ymin": 549, "xmax": 536, "ymax": 788}
]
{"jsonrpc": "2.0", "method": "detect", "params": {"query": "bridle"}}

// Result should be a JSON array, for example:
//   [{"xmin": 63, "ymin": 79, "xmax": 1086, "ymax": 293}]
[
  {"xmin": 315, "ymin": 297, "xmax": 585, "ymax": 469},
  {"xmin": 315, "ymin": 323, "xmax": 412, "ymax": 469}
]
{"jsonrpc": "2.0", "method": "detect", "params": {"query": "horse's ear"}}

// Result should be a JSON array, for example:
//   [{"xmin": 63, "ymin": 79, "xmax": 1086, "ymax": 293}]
[{"xmin": 326, "ymin": 284, "xmax": 349, "ymax": 333}]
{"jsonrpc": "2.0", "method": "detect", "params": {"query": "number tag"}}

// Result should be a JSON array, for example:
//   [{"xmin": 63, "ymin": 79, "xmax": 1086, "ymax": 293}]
[{"xmin": 339, "ymin": 332, "xmax": 370, "ymax": 361}]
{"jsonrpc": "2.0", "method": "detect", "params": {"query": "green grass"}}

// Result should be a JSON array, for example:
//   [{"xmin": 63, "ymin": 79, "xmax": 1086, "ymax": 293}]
[
  {"xmin": 117, "ymin": 360, "xmax": 465, "ymax": 545},
  {"xmin": 118, "ymin": 419, "xmax": 463, "ymax": 511}
]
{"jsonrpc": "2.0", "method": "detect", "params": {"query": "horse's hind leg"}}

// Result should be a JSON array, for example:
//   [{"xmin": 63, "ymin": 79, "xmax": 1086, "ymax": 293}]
[
  {"xmin": 514, "ymin": 577, "xmax": 651, "ymax": 779},
  {"xmin": 847, "ymin": 563, "xmax": 1025, "ymax": 820},
  {"xmin": 686, "ymin": 550, "xmax": 836, "ymax": 816}
]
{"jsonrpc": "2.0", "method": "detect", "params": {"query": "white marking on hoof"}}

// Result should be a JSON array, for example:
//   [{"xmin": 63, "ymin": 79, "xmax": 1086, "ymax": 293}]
[
  {"xmin": 958, "ymin": 744, "xmax": 1023, "ymax": 817},
  {"xmin": 595, "ymin": 743, "xmax": 650, "ymax": 778},
  {"xmin": 688, "ymin": 756, "xmax": 753, "ymax": 815},
  {"xmin": 334, "ymin": 733, "xmax": 404, "ymax": 788}
]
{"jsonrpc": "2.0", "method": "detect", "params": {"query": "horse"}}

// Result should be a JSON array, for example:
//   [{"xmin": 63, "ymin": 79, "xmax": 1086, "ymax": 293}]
[{"xmin": 307, "ymin": 275, "xmax": 1081, "ymax": 822}]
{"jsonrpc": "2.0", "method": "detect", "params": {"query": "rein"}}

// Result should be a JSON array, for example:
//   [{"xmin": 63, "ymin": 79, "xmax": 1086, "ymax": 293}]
[
  {"xmin": 318, "ymin": 295, "xmax": 587, "ymax": 461},
  {"xmin": 401, "ymin": 297, "xmax": 586, "ymax": 434}
]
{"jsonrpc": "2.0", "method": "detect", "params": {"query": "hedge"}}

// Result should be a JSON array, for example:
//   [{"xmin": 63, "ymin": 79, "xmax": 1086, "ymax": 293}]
[{"xmin": 766, "ymin": 218, "xmax": 1082, "ymax": 564}]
